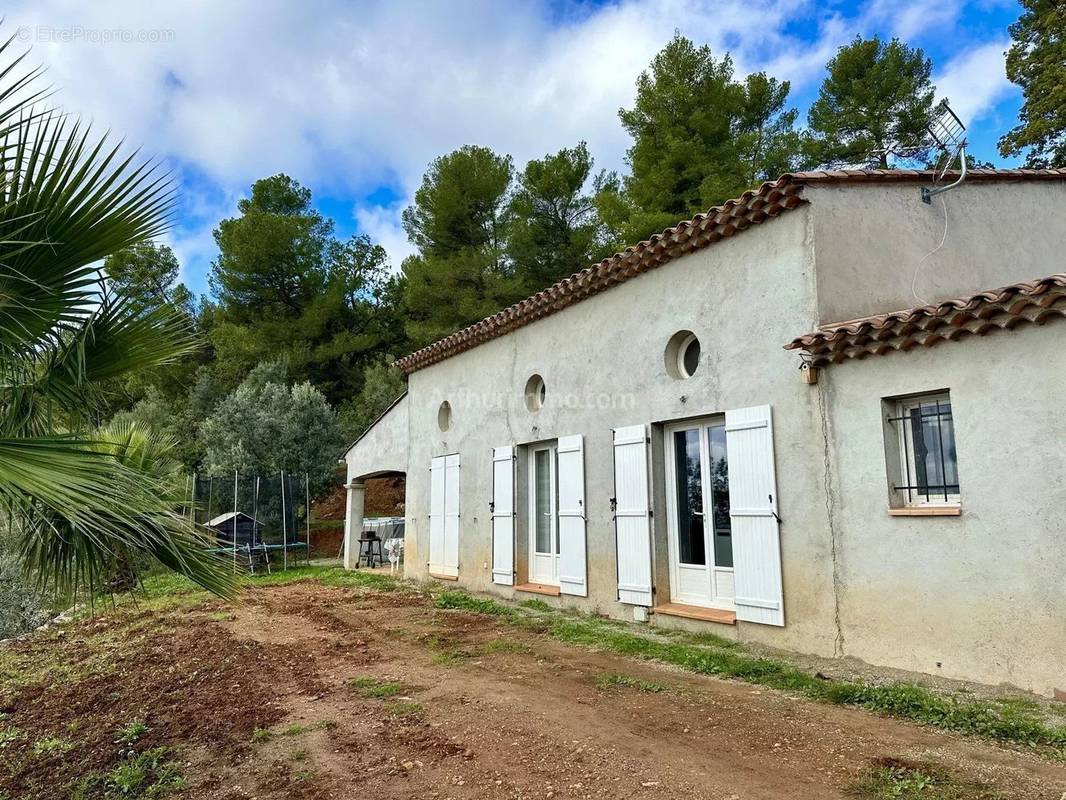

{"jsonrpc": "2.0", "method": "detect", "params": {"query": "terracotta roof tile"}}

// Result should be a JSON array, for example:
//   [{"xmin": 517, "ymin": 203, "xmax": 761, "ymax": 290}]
[
  {"xmin": 784, "ymin": 274, "xmax": 1066, "ymax": 366},
  {"xmin": 395, "ymin": 169, "xmax": 1066, "ymax": 374}
]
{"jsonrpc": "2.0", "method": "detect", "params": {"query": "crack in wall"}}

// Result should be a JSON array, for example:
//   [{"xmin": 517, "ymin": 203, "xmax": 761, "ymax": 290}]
[{"xmin": 816, "ymin": 377, "xmax": 845, "ymax": 658}]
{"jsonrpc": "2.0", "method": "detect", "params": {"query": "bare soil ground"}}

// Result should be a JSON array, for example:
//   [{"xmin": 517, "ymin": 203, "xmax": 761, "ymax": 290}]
[{"xmin": 1, "ymin": 574, "xmax": 1063, "ymax": 800}]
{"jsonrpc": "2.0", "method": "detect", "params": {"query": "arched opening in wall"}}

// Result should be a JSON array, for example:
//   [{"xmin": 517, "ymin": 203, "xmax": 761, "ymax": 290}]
[
  {"xmin": 437, "ymin": 401, "xmax": 452, "ymax": 432},
  {"xmin": 312, "ymin": 469, "xmax": 407, "ymax": 564},
  {"xmin": 665, "ymin": 330, "xmax": 701, "ymax": 379}
]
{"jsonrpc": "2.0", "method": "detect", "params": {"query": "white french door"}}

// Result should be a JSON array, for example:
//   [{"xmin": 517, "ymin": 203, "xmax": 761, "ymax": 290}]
[
  {"xmin": 664, "ymin": 419, "xmax": 735, "ymax": 609},
  {"xmin": 528, "ymin": 444, "xmax": 559, "ymax": 585}
]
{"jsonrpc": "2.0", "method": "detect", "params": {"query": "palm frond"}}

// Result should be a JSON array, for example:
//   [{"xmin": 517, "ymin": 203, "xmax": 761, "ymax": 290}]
[
  {"xmin": 0, "ymin": 27, "xmax": 233, "ymax": 598},
  {"xmin": 0, "ymin": 110, "xmax": 174, "ymax": 350},
  {"xmin": 0, "ymin": 433, "xmax": 233, "ymax": 598}
]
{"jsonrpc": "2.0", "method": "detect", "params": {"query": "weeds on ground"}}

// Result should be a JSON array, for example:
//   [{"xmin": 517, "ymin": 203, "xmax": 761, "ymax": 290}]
[
  {"xmin": 277, "ymin": 720, "xmax": 334, "ymax": 737},
  {"xmin": 72, "ymin": 747, "xmax": 185, "ymax": 799},
  {"xmin": 849, "ymin": 758, "xmax": 1004, "ymax": 799},
  {"xmin": 251, "ymin": 727, "xmax": 271, "ymax": 743},
  {"xmin": 31, "ymin": 735, "xmax": 73, "ymax": 756},
  {"xmin": 596, "ymin": 673, "xmax": 668, "ymax": 693},
  {"xmin": 434, "ymin": 591, "xmax": 519, "ymax": 619},
  {"xmin": 433, "ymin": 590, "xmax": 1066, "ymax": 754},
  {"xmin": 431, "ymin": 646, "xmax": 474, "ymax": 665},
  {"xmin": 115, "ymin": 721, "xmax": 149, "ymax": 746},
  {"xmin": 517, "ymin": 599, "xmax": 553, "ymax": 612},
  {"xmin": 481, "ymin": 639, "xmax": 531, "ymax": 655},
  {"xmin": 290, "ymin": 748, "xmax": 308, "ymax": 762},
  {"xmin": 0, "ymin": 726, "xmax": 20, "ymax": 749},
  {"xmin": 386, "ymin": 701, "xmax": 423, "ymax": 717},
  {"xmin": 350, "ymin": 677, "xmax": 403, "ymax": 698}
]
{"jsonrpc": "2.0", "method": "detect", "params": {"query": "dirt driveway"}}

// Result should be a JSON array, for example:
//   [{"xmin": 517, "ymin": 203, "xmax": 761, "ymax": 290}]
[{"xmin": 1, "ymin": 573, "xmax": 1063, "ymax": 799}]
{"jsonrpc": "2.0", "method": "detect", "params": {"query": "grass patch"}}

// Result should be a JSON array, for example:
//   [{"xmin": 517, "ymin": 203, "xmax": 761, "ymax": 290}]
[
  {"xmin": 0, "ymin": 726, "xmax": 21, "ymax": 749},
  {"xmin": 31, "ymin": 735, "xmax": 73, "ymax": 756},
  {"xmin": 596, "ymin": 672, "xmax": 668, "ymax": 693},
  {"xmin": 73, "ymin": 747, "xmax": 185, "ymax": 799},
  {"xmin": 434, "ymin": 591, "xmax": 519, "ymax": 618},
  {"xmin": 290, "ymin": 748, "xmax": 308, "ymax": 762},
  {"xmin": 386, "ymin": 701, "xmax": 423, "ymax": 717},
  {"xmin": 481, "ymin": 639, "xmax": 531, "ymax": 655},
  {"xmin": 517, "ymin": 598, "xmax": 553, "ymax": 612},
  {"xmin": 430, "ymin": 648, "xmax": 471, "ymax": 665},
  {"xmin": 433, "ymin": 590, "xmax": 1066, "ymax": 754},
  {"xmin": 276, "ymin": 720, "xmax": 334, "ymax": 737},
  {"xmin": 849, "ymin": 758, "xmax": 1004, "ymax": 799},
  {"xmin": 350, "ymin": 677, "xmax": 403, "ymax": 698},
  {"xmin": 251, "ymin": 727, "xmax": 271, "ymax": 743},
  {"xmin": 115, "ymin": 721, "xmax": 149, "ymax": 746}
]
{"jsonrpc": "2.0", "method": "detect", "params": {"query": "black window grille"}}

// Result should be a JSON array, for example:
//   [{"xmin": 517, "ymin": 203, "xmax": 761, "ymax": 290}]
[{"xmin": 887, "ymin": 396, "xmax": 960, "ymax": 504}]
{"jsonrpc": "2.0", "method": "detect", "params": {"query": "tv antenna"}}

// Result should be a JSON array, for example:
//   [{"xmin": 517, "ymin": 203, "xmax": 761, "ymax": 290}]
[{"xmin": 921, "ymin": 100, "xmax": 968, "ymax": 204}]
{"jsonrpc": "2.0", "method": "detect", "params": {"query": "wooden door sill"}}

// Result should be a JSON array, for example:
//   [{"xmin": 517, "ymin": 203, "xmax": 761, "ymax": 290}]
[
  {"xmin": 514, "ymin": 582, "xmax": 561, "ymax": 597},
  {"xmin": 428, "ymin": 572, "xmax": 458, "ymax": 581},
  {"xmin": 653, "ymin": 602, "xmax": 736, "ymax": 625}
]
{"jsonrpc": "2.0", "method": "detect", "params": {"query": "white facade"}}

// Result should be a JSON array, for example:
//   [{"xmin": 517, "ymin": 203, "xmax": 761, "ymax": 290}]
[{"xmin": 344, "ymin": 176, "xmax": 1066, "ymax": 697}]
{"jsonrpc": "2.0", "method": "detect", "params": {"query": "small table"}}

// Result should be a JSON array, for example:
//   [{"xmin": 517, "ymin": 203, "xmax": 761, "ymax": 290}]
[{"xmin": 357, "ymin": 534, "xmax": 384, "ymax": 568}]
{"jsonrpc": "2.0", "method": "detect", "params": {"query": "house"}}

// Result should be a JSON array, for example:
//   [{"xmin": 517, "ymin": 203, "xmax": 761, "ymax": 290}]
[{"xmin": 341, "ymin": 169, "xmax": 1066, "ymax": 698}]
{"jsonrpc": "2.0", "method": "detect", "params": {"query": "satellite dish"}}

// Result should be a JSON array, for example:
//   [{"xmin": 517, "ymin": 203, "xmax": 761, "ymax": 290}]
[{"xmin": 921, "ymin": 99, "xmax": 968, "ymax": 204}]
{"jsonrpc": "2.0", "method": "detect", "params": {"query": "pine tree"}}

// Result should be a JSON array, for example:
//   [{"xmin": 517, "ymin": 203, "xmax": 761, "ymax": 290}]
[
  {"xmin": 507, "ymin": 142, "xmax": 609, "ymax": 293},
  {"xmin": 998, "ymin": 0, "xmax": 1066, "ymax": 167},
  {"xmin": 401, "ymin": 146, "xmax": 516, "ymax": 346},
  {"xmin": 609, "ymin": 34, "xmax": 807, "ymax": 245},
  {"xmin": 807, "ymin": 36, "xmax": 936, "ymax": 169}
]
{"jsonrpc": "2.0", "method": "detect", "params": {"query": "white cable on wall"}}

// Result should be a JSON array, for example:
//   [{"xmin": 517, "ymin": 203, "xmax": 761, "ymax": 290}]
[{"xmin": 910, "ymin": 194, "xmax": 950, "ymax": 307}]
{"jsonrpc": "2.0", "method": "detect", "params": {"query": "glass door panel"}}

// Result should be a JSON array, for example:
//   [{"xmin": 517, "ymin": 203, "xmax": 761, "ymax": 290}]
[
  {"xmin": 673, "ymin": 429, "xmax": 705, "ymax": 566},
  {"xmin": 707, "ymin": 424, "xmax": 733, "ymax": 568},
  {"xmin": 534, "ymin": 448, "xmax": 552, "ymax": 554}
]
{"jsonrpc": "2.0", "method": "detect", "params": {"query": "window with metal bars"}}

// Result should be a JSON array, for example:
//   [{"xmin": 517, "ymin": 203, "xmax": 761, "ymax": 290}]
[{"xmin": 887, "ymin": 392, "xmax": 961, "ymax": 506}]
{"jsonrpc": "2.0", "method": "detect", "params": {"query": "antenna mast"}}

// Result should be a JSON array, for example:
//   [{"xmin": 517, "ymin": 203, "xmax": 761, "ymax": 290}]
[{"xmin": 921, "ymin": 100, "xmax": 968, "ymax": 204}]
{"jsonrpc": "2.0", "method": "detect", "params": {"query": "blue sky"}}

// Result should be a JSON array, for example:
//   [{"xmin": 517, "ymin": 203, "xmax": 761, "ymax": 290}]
[{"xmin": 7, "ymin": 1, "xmax": 1025, "ymax": 296}]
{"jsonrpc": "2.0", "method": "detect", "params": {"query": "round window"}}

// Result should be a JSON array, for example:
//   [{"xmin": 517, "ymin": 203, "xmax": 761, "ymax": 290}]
[
  {"xmin": 665, "ymin": 330, "xmax": 701, "ymax": 379},
  {"xmin": 437, "ymin": 401, "xmax": 452, "ymax": 432},
  {"xmin": 679, "ymin": 333, "xmax": 700, "ymax": 378},
  {"xmin": 524, "ymin": 374, "xmax": 546, "ymax": 412}
]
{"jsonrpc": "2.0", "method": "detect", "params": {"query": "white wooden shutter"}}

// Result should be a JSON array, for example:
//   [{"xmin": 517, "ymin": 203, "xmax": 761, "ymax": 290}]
[
  {"xmin": 428, "ymin": 455, "xmax": 447, "ymax": 575},
  {"xmin": 556, "ymin": 434, "xmax": 587, "ymax": 597},
  {"xmin": 725, "ymin": 405, "xmax": 784, "ymax": 626},
  {"xmin": 442, "ymin": 453, "xmax": 461, "ymax": 576},
  {"xmin": 613, "ymin": 425, "xmax": 653, "ymax": 606},
  {"xmin": 491, "ymin": 446, "xmax": 515, "ymax": 585}
]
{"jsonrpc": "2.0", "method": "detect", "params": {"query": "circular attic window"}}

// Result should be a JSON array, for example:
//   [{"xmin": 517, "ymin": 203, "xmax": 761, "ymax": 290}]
[
  {"xmin": 437, "ymin": 401, "xmax": 452, "ymax": 432},
  {"xmin": 524, "ymin": 374, "xmax": 546, "ymax": 412},
  {"xmin": 665, "ymin": 330, "xmax": 701, "ymax": 379}
]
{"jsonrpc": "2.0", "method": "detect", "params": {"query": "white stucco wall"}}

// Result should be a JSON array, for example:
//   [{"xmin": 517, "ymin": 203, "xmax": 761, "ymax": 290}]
[
  {"xmin": 401, "ymin": 208, "xmax": 842, "ymax": 659},
  {"xmin": 806, "ymin": 180, "xmax": 1066, "ymax": 324},
  {"xmin": 344, "ymin": 393, "xmax": 409, "ymax": 481},
  {"xmin": 821, "ymin": 323, "xmax": 1066, "ymax": 694}
]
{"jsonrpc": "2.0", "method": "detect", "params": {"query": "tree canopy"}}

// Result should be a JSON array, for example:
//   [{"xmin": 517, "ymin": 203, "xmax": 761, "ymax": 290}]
[
  {"xmin": 611, "ymin": 34, "xmax": 809, "ymax": 243},
  {"xmin": 807, "ymin": 36, "xmax": 936, "ymax": 168},
  {"xmin": 999, "ymin": 0, "xmax": 1066, "ymax": 167}
]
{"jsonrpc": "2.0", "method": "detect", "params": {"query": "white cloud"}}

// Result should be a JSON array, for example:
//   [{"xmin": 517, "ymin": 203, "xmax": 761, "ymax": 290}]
[
  {"xmin": 863, "ymin": 0, "xmax": 965, "ymax": 40},
  {"xmin": 0, "ymin": 1, "xmax": 1019, "ymax": 282},
  {"xmin": 934, "ymin": 40, "xmax": 1013, "ymax": 127},
  {"xmin": 354, "ymin": 202, "xmax": 416, "ymax": 273}
]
